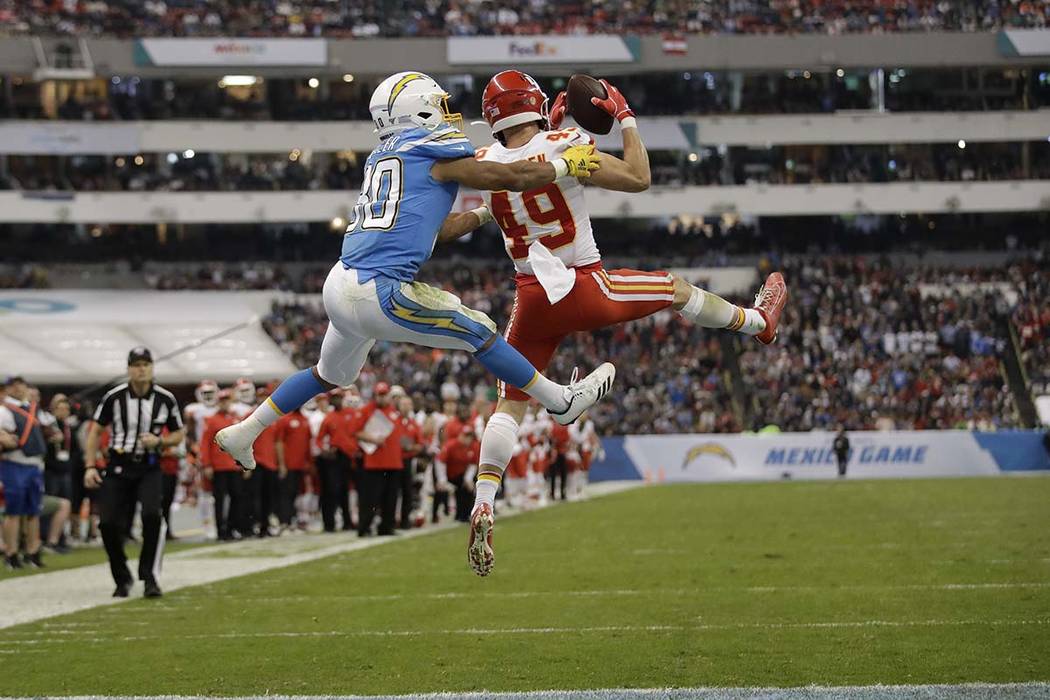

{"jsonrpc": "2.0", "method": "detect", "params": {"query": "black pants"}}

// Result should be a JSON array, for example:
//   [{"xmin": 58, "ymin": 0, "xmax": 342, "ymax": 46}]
[
  {"xmin": 399, "ymin": 460, "xmax": 417, "ymax": 528},
  {"xmin": 45, "ymin": 471, "xmax": 73, "ymax": 500},
  {"xmin": 161, "ymin": 473, "xmax": 177, "ymax": 535},
  {"xmin": 318, "ymin": 455, "xmax": 352, "ymax": 532},
  {"xmin": 279, "ymin": 470, "xmax": 303, "ymax": 526},
  {"xmin": 549, "ymin": 455, "xmax": 568, "ymax": 500},
  {"xmin": 450, "ymin": 474, "xmax": 472, "ymax": 523},
  {"xmin": 836, "ymin": 454, "xmax": 848, "ymax": 477},
  {"xmin": 98, "ymin": 467, "xmax": 163, "ymax": 586},
  {"xmin": 248, "ymin": 467, "xmax": 280, "ymax": 535},
  {"xmin": 212, "ymin": 471, "xmax": 245, "ymax": 539},
  {"xmin": 358, "ymin": 469, "xmax": 400, "ymax": 536}
]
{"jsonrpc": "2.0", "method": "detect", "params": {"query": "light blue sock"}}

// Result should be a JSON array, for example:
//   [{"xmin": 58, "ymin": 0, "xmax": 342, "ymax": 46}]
[
  {"xmin": 475, "ymin": 337, "xmax": 568, "ymax": 411},
  {"xmin": 269, "ymin": 368, "xmax": 326, "ymax": 414}
]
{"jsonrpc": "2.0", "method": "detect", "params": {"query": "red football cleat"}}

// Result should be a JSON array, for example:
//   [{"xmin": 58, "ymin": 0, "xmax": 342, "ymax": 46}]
[
  {"xmin": 753, "ymin": 272, "xmax": 788, "ymax": 345},
  {"xmin": 468, "ymin": 503, "xmax": 495, "ymax": 577}
]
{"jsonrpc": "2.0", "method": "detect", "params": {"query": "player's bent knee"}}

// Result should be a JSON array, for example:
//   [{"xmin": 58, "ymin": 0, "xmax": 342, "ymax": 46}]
[
  {"xmin": 475, "ymin": 332, "xmax": 499, "ymax": 354},
  {"xmin": 480, "ymin": 411, "xmax": 521, "ymax": 470},
  {"xmin": 314, "ymin": 362, "xmax": 353, "ymax": 389},
  {"xmin": 311, "ymin": 365, "xmax": 339, "ymax": 390},
  {"xmin": 494, "ymin": 398, "xmax": 528, "ymax": 423}
]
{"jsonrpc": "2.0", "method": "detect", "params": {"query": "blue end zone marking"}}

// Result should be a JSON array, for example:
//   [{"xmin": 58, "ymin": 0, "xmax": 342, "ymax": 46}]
[
  {"xmin": 973, "ymin": 430, "xmax": 1050, "ymax": 471},
  {"xmin": 590, "ymin": 437, "xmax": 642, "ymax": 482}
]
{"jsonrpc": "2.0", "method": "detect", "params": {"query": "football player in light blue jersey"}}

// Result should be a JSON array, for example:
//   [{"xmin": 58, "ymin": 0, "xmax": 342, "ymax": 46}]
[{"xmin": 217, "ymin": 71, "xmax": 616, "ymax": 499}]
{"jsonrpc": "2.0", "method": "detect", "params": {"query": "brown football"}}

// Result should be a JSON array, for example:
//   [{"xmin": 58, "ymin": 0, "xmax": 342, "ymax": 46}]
[{"xmin": 566, "ymin": 74, "xmax": 614, "ymax": 135}]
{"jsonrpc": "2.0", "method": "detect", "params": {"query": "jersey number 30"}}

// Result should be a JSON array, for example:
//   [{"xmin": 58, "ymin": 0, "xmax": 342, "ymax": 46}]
[{"xmin": 347, "ymin": 157, "xmax": 403, "ymax": 232}]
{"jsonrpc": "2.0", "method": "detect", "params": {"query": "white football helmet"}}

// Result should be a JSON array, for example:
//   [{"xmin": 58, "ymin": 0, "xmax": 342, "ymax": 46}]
[
  {"xmin": 233, "ymin": 377, "xmax": 256, "ymax": 405},
  {"xmin": 369, "ymin": 71, "xmax": 462, "ymax": 139},
  {"xmin": 195, "ymin": 380, "xmax": 219, "ymax": 407}
]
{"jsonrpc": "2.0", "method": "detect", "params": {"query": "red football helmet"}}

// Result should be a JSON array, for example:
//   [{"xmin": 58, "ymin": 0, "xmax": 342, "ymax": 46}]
[{"xmin": 482, "ymin": 70, "xmax": 549, "ymax": 138}]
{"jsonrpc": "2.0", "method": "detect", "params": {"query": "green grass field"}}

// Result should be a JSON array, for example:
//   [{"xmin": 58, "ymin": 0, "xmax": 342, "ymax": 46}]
[{"xmin": 4, "ymin": 477, "xmax": 1050, "ymax": 696}]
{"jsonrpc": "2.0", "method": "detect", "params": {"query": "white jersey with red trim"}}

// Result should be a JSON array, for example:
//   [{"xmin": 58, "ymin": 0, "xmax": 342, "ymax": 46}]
[
  {"xmin": 184, "ymin": 402, "xmax": 217, "ymax": 444},
  {"xmin": 476, "ymin": 128, "xmax": 600, "ymax": 276}
]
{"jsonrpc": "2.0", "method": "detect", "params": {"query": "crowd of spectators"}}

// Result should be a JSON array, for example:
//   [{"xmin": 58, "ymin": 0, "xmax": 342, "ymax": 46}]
[
  {"xmin": 738, "ymin": 256, "xmax": 1033, "ymax": 431},
  {"xmin": 7, "ymin": 153, "xmax": 363, "ymax": 193},
  {"xmin": 2, "ymin": 70, "xmax": 1038, "ymax": 123},
  {"xmin": 255, "ymin": 255, "xmax": 1043, "ymax": 435},
  {"xmin": 1011, "ymin": 255, "xmax": 1050, "ymax": 394},
  {"xmin": 145, "ymin": 262, "xmax": 304, "ymax": 291},
  {"xmin": 650, "ymin": 142, "xmax": 1050, "ymax": 187},
  {"xmin": 0, "ymin": 264, "xmax": 50, "ymax": 288},
  {"xmin": 9, "ymin": 139, "xmax": 1048, "ymax": 198},
  {"xmin": 2, "ymin": 0, "xmax": 1047, "ymax": 38}
]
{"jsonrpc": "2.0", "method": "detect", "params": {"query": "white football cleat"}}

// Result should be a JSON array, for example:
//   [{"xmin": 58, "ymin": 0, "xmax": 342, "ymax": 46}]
[
  {"xmin": 468, "ymin": 503, "xmax": 495, "ymax": 577},
  {"xmin": 547, "ymin": 362, "xmax": 616, "ymax": 426},
  {"xmin": 215, "ymin": 422, "xmax": 257, "ymax": 472}
]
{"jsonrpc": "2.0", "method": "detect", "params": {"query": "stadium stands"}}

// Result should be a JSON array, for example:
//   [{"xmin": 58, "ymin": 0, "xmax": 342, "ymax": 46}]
[
  {"xmin": 2, "ymin": 70, "xmax": 1045, "ymax": 122},
  {"xmin": 3, "ymin": 0, "xmax": 1047, "ymax": 38},
  {"xmin": 5, "ymin": 141, "xmax": 1048, "ymax": 193},
  {"xmin": 241, "ymin": 253, "xmax": 1045, "ymax": 435}
]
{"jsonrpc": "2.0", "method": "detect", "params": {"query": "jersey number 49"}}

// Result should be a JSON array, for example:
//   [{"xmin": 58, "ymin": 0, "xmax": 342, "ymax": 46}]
[{"xmin": 490, "ymin": 183, "xmax": 576, "ymax": 260}]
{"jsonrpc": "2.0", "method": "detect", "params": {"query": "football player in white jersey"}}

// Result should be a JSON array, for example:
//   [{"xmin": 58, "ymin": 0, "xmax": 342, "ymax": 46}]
[
  {"xmin": 445, "ymin": 70, "xmax": 790, "ymax": 576},
  {"xmin": 231, "ymin": 377, "xmax": 256, "ymax": 419},
  {"xmin": 184, "ymin": 380, "xmax": 219, "ymax": 446}
]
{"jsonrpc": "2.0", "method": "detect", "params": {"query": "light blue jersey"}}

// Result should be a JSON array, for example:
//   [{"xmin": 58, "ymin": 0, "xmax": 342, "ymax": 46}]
[{"xmin": 340, "ymin": 124, "xmax": 475, "ymax": 282}]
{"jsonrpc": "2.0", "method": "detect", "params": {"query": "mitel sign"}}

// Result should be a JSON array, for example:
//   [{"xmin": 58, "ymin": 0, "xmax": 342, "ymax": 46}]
[{"xmin": 134, "ymin": 39, "xmax": 327, "ymax": 67}]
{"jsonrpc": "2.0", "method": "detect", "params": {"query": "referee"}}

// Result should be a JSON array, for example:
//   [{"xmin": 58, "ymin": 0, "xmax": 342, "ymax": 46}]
[{"xmin": 83, "ymin": 347, "xmax": 185, "ymax": 598}]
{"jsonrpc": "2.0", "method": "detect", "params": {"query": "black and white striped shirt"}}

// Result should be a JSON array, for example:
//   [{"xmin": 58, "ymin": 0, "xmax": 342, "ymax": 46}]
[{"xmin": 93, "ymin": 382, "xmax": 183, "ymax": 456}]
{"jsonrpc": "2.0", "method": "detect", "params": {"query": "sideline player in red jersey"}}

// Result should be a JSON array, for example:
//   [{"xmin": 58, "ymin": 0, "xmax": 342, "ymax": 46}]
[{"xmin": 442, "ymin": 70, "xmax": 789, "ymax": 576}]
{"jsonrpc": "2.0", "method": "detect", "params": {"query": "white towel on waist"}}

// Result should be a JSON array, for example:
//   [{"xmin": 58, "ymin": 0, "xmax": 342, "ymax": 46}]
[{"xmin": 527, "ymin": 241, "xmax": 576, "ymax": 304}]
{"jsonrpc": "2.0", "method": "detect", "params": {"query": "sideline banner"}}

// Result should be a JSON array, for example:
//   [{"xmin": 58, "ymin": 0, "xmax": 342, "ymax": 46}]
[
  {"xmin": 135, "ymin": 39, "xmax": 327, "ymax": 67},
  {"xmin": 448, "ymin": 36, "xmax": 635, "ymax": 64},
  {"xmin": 590, "ymin": 430, "xmax": 1050, "ymax": 482},
  {"xmin": 998, "ymin": 29, "xmax": 1050, "ymax": 57}
]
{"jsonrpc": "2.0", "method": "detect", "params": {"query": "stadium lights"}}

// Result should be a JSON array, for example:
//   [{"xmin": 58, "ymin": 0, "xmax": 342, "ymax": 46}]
[
  {"xmin": 133, "ymin": 155, "xmax": 145, "ymax": 166},
  {"xmin": 289, "ymin": 149, "xmax": 302, "ymax": 162},
  {"xmin": 687, "ymin": 152, "xmax": 699, "ymax": 162},
  {"xmin": 183, "ymin": 149, "xmax": 195, "ymax": 159},
  {"xmin": 958, "ymin": 140, "xmax": 967, "ymax": 149},
  {"xmin": 308, "ymin": 78, "xmax": 320, "ymax": 88},
  {"xmin": 166, "ymin": 153, "xmax": 178, "ymax": 165},
  {"xmin": 218, "ymin": 75, "xmax": 260, "ymax": 88},
  {"xmin": 115, "ymin": 157, "xmax": 126, "ymax": 167},
  {"xmin": 342, "ymin": 74, "xmax": 355, "ymax": 83},
  {"xmin": 836, "ymin": 68, "xmax": 845, "ymax": 78},
  {"xmin": 330, "ymin": 216, "xmax": 347, "ymax": 232}
]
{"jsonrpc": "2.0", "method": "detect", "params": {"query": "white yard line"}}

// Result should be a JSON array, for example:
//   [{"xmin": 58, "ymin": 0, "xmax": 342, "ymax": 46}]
[
  {"xmin": 4, "ymin": 684, "xmax": 1050, "ymax": 700},
  {"xmin": 3, "ymin": 618, "xmax": 1048, "ymax": 645},
  {"xmin": 58, "ymin": 581, "xmax": 1041, "ymax": 606},
  {"xmin": 0, "ymin": 482, "xmax": 641, "ymax": 630}
]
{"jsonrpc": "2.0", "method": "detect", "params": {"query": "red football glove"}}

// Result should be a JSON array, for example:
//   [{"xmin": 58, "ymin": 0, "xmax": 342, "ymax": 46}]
[
  {"xmin": 548, "ymin": 90, "xmax": 567, "ymax": 130},
  {"xmin": 590, "ymin": 79, "xmax": 635, "ymax": 123}
]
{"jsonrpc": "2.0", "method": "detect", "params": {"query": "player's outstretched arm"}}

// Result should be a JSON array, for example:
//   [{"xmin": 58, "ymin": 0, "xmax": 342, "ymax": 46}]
[
  {"xmin": 586, "ymin": 79, "xmax": 650, "ymax": 193},
  {"xmin": 437, "ymin": 207, "xmax": 491, "ymax": 244},
  {"xmin": 431, "ymin": 145, "xmax": 599, "ymax": 192}
]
